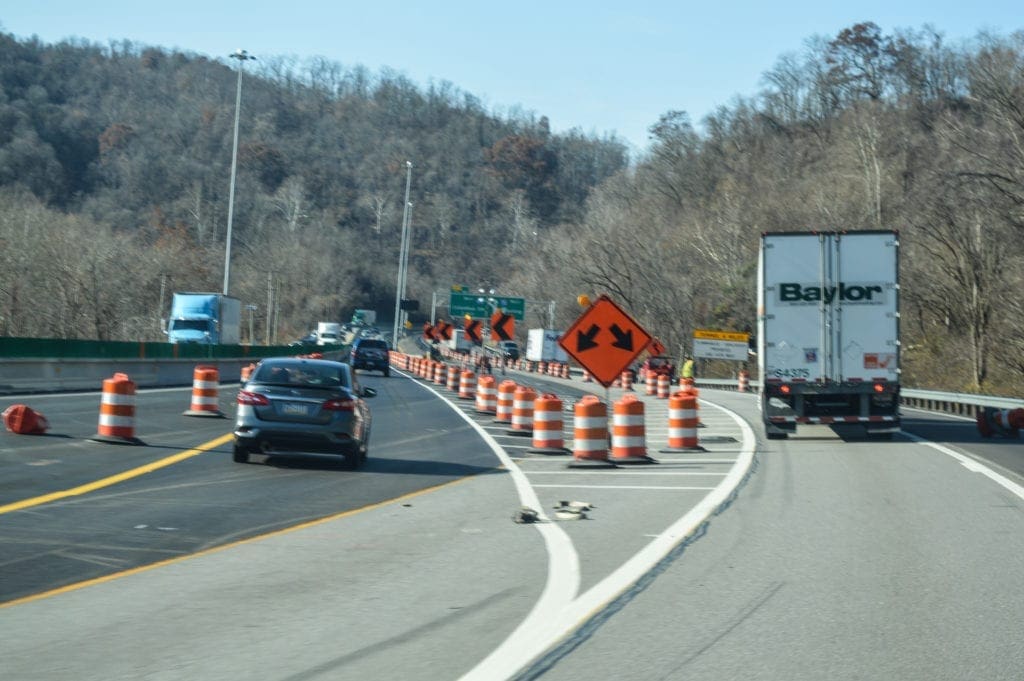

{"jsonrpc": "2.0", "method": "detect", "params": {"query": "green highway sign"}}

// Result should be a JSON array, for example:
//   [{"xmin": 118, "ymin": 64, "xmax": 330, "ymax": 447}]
[{"xmin": 449, "ymin": 292, "xmax": 525, "ymax": 320}]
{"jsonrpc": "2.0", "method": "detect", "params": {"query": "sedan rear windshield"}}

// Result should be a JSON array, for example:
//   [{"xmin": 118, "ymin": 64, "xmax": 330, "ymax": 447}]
[
  {"xmin": 254, "ymin": 364, "xmax": 350, "ymax": 388},
  {"xmin": 357, "ymin": 340, "xmax": 388, "ymax": 351}
]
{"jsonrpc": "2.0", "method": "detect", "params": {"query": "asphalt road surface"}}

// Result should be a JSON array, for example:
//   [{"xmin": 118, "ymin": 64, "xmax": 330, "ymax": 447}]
[{"xmin": 1, "ymin": 366, "xmax": 1021, "ymax": 680}]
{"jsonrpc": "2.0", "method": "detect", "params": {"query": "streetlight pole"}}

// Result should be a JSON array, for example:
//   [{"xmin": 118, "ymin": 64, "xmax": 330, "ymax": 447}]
[
  {"xmin": 391, "ymin": 161, "xmax": 413, "ymax": 347},
  {"xmin": 398, "ymin": 201, "xmax": 413, "ymax": 330},
  {"xmin": 222, "ymin": 48, "xmax": 256, "ymax": 296}
]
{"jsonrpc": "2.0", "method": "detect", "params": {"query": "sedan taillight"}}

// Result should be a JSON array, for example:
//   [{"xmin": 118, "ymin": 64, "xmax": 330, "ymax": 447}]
[
  {"xmin": 237, "ymin": 390, "xmax": 270, "ymax": 406},
  {"xmin": 323, "ymin": 398, "xmax": 356, "ymax": 412}
]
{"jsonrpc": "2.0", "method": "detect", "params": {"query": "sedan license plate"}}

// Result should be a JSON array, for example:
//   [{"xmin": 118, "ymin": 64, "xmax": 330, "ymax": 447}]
[{"xmin": 280, "ymin": 402, "xmax": 311, "ymax": 416}]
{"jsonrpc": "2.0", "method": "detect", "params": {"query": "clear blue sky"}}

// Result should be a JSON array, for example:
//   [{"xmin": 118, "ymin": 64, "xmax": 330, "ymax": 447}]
[{"xmin": 3, "ymin": 1, "xmax": 1020, "ymax": 153}]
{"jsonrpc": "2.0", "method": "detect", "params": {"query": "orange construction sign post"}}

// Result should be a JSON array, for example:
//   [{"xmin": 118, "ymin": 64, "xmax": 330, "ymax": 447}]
[{"xmin": 558, "ymin": 294, "xmax": 653, "ymax": 388}]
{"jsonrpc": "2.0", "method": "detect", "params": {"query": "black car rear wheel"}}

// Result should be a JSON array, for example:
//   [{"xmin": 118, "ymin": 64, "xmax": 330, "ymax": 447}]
[
  {"xmin": 342, "ymin": 450, "xmax": 362, "ymax": 470},
  {"xmin": 232, "ymin": 443, "xmax": 250, "ymax": 463}
]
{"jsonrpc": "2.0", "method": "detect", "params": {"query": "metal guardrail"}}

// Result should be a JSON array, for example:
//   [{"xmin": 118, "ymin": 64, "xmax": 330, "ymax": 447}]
[
  {"xmin": 900, "ymin": 388, "xmax": 1023, "ymax": 416},
  {"xmin": 694, "ymin": 378, "xmax": 1023, "ymax": 418},
  {"xmin": 401, "ymin": 348, "xmax": 1023, "ymax": 419}
]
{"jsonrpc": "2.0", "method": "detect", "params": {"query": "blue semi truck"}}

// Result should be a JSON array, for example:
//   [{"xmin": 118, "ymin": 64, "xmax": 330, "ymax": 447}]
[{"xmin": 166, "ymin": 292, "xmax": 242, "ymax": 344}]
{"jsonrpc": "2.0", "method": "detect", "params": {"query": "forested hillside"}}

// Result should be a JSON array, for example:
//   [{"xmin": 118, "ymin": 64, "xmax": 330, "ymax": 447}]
[
  {"xmin": 0, "ymin": 31, "xmax": 627, "ymax": 341},
  {"xmin": 1, "ymin": 24, "xmax": 1022, "ymax": 394}
]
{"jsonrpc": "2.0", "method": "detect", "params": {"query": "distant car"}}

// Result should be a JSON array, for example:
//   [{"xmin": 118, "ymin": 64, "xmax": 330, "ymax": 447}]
[
  {"xmin": 497, "ymin": 340, "xmax": 520, "ymax": 360},
  {"xmin": 350, "ymin": 337, "xmax": 391, "ymax": 376},
  {"xmin": 642, "ymin": 356, "xmax": 677, "ymax": 381},
  {"xmin": 233, "ymin": 357, "xmax": 376, "ymax": 468},
  {"xmin": 288, "ymin": 332, "xmax": 318, "ymax": 347}
]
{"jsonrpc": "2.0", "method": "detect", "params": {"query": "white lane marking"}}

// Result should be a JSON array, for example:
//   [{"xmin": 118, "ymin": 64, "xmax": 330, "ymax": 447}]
[
  {"xmin": 532, "ymin": 485, "xmax": 718, "ymax": 491},
  {"xmin": 903, "ymin": 432, "xmax": 1024, "ymax": 500},
  {"xmin": 401, "ymin": 371, "xmax": 581, "ymax": 668},
  {"xmin": 460, "ymin": 393, "xmax": 757, "ymax": 681},
  {"xmin": 525, "ymin": 471, "xmax": 727, "ymax": 476}
]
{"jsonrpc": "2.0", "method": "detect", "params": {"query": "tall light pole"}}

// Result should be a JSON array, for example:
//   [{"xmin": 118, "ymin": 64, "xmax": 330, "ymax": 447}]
[
  {"xmin": 222, "ymin": 48, "xmax": 256, "ymax": 296},
  {"xmin": 398, "ymin": 201, "xmax": 414, "ymax": 331},
  {"xmin": 391, "ymin": 161, "xmax": 413, "ymax": 347}
]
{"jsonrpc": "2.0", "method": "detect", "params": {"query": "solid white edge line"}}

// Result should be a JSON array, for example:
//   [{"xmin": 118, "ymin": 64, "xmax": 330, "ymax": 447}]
[
  {"xmin": 903, "ymin": 432, "xmax": 1024, "ymax": 500},
  {"xmin": 463, "ymin": 392, "xmax": 757, "ymax": 680},
  {"xmin": 396, "ymin": 370, "xmax": 582, "ymax": 681}
]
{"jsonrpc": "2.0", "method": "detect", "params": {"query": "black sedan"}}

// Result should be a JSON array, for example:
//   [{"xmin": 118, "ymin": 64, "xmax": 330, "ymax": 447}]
[{"xmin": 234, "ymin": 357, "xmax": 375, "ymax": 468}]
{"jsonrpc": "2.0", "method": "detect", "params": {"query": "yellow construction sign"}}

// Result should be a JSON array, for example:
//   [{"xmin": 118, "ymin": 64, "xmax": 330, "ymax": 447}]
[{"xmin": 694, "ymin": 329, "xmax": 750, "ymax": 342}]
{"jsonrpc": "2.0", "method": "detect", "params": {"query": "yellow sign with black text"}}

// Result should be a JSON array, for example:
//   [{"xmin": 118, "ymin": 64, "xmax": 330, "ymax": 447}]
[{"xmin": 693, "ymin": 329, "xmax": 750, "ymax": 343}]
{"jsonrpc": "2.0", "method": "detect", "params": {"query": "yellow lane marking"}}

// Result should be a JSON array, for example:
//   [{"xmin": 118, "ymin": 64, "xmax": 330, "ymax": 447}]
[
  {"xmin": 1, "ymin": 475, "xmax": 477, "ymax": 609},
  {"xmin": 0, "ymin": 433, "xmax": 235, "ymax": 516}
]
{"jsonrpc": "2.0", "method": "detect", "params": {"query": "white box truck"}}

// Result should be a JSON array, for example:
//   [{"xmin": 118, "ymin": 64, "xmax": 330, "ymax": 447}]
[
  {"xmin": 316, "ymin": 322, "xmax": 342, "ymax": 346},
  {"xmin": 447, "ymin": 329, "xmax": 474, "ymax": 354},
  {"xmin": 526, "ymin": 329, "xmax": 569, "ymax": 363},
  {"xmin": 758, "ymin": 231, "xmax": 900, "ymax": 439}
]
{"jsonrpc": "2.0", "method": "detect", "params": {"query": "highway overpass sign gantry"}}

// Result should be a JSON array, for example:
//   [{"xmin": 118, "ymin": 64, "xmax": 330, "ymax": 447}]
[{"xmin": 449, "ymin": 292, "xmax": 525, "ymax": 320}]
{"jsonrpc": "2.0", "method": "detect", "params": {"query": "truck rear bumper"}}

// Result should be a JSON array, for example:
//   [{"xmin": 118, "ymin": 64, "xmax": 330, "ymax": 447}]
[{"xmin": 762, "ymin": 382, "xmax": 900, "ymax": 435}]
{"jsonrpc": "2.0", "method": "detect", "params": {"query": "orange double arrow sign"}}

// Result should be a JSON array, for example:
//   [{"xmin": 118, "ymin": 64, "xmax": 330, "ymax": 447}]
[{"xmin": 558, "ymin": 295, "xmax": 652, "ymax": 387}]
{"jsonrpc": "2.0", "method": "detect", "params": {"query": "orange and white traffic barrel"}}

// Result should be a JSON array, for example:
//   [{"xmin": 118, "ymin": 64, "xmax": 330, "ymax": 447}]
[
  {"xmin": 645, "ymin": 371, "xmax": 657, "ymax": 395},
  {"xmin": 569, "ymin": 395, "xmax": 616, "ymax": 468},
  {"xmin": 678, "ymin": 380, "xmax": 703, "ymax": 426},
  {"xmin": 582, "ymin": 369, "xmax": 592, "ymax": 383},
  {"xmin": 661, "ymin": 391, "xmax": 704, "ymax": 452},
  {"xmin": 561, "ymin": 364, "xmax": 570, "ymax": 379},
  {"xmin": 446, "ymin": 364, "xmax": 460, "ymax": 391},
  {"xmin": 2, "ymin": 404, "xmax": 49, "ymax": 434},
  {"xmin": 530, "ymin": 393, "xmax": 568, "ymax": 454},
  {"xmin": 183, "ymin": 365, "xmax": 224, "ymax": 417},
  {"xmin": 977, "ymin": 407, "xmax": 1024, "ymax": 438},
  {"xmin": 91, "ymin": 372, "xmax": 141, "ymax": 444},
  {"xmin": 738, "ymin": 370, "xmax": 750, "ymax": 392},
  {"xmin": 657, "ymin": 374, "xmax": 671, "ymax": 399},
  {"xmin": 679, "ymin": 377, "xmax": 695, "ymax": 391},
  {"xmin": 610, "ymin": 394, "xmax": 653, "ymax": 463},
  {"xmin": 433, "ymin": 362, "xmax": 446, "ymax": 385},
  {"xmin": 476, "ymin": 375, "xmax": 497, "ymax": 414},
  {"xmin": 508, "ymin": 385, "xmax": 537, "ymax": 435},
  {"xmin": 621, "ymin": 370, "xmax": 634, "ymax": 391},
  {"xmin": 458, "ymin": 370, "xmax": 476, "ymax": 400},
  {"xmin": 241, "ymin": 362, "xmax": 256, "ymax": 383},
  {"xmin": 494, "ymin": 380, "xmax": 517, "ymax": 423}
]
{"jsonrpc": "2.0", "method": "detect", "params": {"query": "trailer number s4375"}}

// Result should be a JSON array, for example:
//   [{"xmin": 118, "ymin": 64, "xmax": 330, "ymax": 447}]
[{"xmin": 767, "ymin": 367, "xmax": 810, "ymax": 379}]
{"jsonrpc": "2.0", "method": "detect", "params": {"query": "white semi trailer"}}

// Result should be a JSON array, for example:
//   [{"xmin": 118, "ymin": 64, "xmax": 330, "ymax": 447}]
[{"xmin": 758, "ymin": 230, "xmax": 900, "ymax": 439}]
